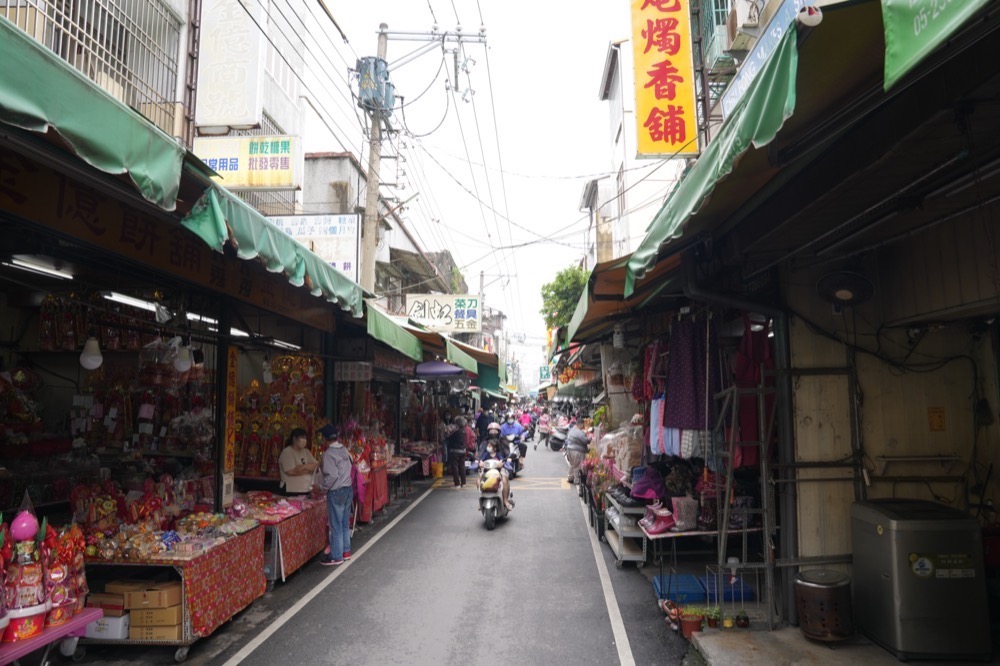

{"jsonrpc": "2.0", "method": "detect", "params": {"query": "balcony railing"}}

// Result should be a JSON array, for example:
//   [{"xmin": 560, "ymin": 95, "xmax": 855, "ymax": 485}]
[{"xmin": 1, "ymin": 0, "xmax": 183, "ymax": 138}]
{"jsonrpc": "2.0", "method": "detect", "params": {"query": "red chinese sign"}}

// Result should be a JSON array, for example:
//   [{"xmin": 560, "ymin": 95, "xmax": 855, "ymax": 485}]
[{"xmin": 631, "ymin": 0, "xmax": 699, "ymax": 156}]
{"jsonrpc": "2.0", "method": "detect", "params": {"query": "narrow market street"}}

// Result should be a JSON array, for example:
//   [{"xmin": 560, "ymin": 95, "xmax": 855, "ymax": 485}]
[{"xmin": 71, "ymin": 444, "xmax": 695, "ymax": 665}]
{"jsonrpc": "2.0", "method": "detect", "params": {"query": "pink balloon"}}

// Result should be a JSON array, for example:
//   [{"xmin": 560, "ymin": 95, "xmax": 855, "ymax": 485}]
[{"xmin": 10, "ymin": 511, "xmax": 39, "ymax": 541}]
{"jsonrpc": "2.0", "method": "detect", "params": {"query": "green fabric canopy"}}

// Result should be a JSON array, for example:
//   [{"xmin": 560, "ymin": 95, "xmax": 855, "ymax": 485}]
[
  {"xmin": 478, "ymin": 365, "xmax": 503, "ymax": 394},
  {"xmin": 366, "ymin": 305, "xmax": 423, "ymax": 361},
  {"xmin": 445, "ymin": 340, "xmax": 477, "ymax": 375},
  {"xmin": 881, "ymin": 0, "xmax": 990, "ymax": 91},
  {"xmin": 0, "ymin": 15, "xmax": 185, "ymax": 211},
  {"xmin": 625, "ymin": 24, "xmax": 800, "ymax": 297},
  {"xmin": 565, "ymin": 288, "xmax": 590, "ymax": 347},
  {"xmin": 182, "ymin": 186, "xmax": 364, "ymax": 318}
]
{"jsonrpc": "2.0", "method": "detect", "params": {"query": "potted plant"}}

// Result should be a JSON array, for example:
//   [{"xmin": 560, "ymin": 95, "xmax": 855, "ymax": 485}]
[
  {"xmin": 734, "ymin": 609, "xmax": 750, "ymax": 628},
  {"xmin": 679, "ymin": 606, "xmax": 706, "ymax": 640},
  {"xmin": 705, "ymin": 606, "xmax": 721, "ymax": 628}
]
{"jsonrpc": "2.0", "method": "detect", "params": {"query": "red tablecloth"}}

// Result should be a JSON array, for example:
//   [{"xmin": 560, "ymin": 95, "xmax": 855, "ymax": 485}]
[
  {"xmin": 357, "ymin": 465, "xmax": 388, "ymax": 523},
  {"xmin": 84, "ymin": 527, "xmax": 265, "ymax": 641},
  {"xmin": 180, "ymin": 526, "xmax": 266, "ymax": 638},
  {"xmin": 276, "ymin": 502, "xmax": 328, "ymax": 580}
]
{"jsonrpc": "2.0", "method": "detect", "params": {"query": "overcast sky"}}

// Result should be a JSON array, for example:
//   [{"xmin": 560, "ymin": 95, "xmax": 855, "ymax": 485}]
[{"xmin": 302, "ymin": 1, "xmax": 633, "ymax": 385}]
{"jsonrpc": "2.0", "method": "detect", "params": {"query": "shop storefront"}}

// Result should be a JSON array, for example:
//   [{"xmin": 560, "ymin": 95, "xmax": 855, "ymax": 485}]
[{"xmin": 0, "ymin": 16, "xmax": 368, "ymax": 655}]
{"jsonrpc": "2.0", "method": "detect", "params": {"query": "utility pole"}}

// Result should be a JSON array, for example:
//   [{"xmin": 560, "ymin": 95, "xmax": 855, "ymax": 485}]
[{"xmin": 360, "ymin": 23, "xmax": 389, "ymax": 293}]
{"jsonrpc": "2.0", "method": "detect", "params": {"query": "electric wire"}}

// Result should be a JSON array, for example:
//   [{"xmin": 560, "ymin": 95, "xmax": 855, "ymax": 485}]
[{"xmin": 480, "ymin": 39, "xmax": 525, "ymax": 327}]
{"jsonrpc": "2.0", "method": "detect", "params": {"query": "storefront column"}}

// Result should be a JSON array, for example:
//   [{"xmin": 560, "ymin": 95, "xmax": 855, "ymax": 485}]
[{"xmin": 213, "ymin": 307, "xmax": 232, "ymax": 512}]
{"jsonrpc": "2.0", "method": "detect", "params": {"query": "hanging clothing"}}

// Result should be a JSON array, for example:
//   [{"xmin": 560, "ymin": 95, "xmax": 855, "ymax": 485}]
[
  {"xmin": 732, "ymin": 314, "xmax": 775, "ymax": 468},
  {"xmin": 663, "ymin": 316, "xmax": 721, "ymax": 430},
  {"xmin": 649, "ymin": 398, "xmax": 666, "ymax": 455},
  {"xmin": 664, "ymin": 428, "xmax": 682, "ymax": 457}
]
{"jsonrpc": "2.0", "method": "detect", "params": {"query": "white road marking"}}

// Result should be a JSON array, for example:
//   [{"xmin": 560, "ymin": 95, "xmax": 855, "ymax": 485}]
[
  {"xmin": 582, "ymin": 500, "xmax": 636, "ymax": 666},
  {"xmin": 222, "ymin": 487, "xmax": 435, "ymax": 666}
]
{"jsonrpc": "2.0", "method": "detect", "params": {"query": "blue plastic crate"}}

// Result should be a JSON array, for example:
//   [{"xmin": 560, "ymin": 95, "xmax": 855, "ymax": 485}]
[
  {"xmin": 653, "ymin": 573, "xmax": 706, "ymax": 602},
  {"xmin": 699, "ymin": 575, "xmax": 755, "ymax": 602}
]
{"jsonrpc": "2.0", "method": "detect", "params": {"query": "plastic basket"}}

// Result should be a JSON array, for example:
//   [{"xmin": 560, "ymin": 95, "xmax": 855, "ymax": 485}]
[{"xmin": 430, "ymin": 462, "xmax": 444, "ymax": 478}]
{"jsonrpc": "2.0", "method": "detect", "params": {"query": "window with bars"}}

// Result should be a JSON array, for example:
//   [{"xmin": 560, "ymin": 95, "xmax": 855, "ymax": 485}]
[{"xmin": 1, "ymin": 0, "xmax": 182, "ymax": 136}]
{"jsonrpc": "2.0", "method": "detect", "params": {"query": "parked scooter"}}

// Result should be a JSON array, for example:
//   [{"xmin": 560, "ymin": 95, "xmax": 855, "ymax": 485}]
[
  {"xmin": 548, "ymin": 426, "xmax": 567, "ymax": 452},
  {"xmin": 478, "ymin": 458, "xmax": 514, "ymax": 530}
]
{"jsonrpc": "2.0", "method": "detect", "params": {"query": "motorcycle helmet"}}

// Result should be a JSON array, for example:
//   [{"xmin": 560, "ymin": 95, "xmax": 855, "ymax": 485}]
[{"xmin": 487, "ymin": 421, "xmax": 501, "ymax": 432}]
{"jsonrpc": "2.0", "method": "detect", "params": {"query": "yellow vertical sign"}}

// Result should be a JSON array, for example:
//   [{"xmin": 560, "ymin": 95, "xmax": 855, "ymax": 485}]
[
  {"xmin": 224, "ymin": 346, "xmax": 239, "ymax": 473},
  {"xmin": 631, "ymin": 0, "xmax": 700, "ymax": 157}
]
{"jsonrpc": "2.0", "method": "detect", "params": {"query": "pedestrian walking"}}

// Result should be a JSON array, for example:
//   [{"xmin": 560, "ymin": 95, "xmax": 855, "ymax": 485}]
[
  {"xmin": 564, "ymin": 423, "xmax": 591, "ymax": 484},
  {"xmin": 317, "ymin": 424, "xmax": 353, "ymax": 566},
  {"xmin": 447, "ymin": 416, "xmax": 469, "ymax": 487}
]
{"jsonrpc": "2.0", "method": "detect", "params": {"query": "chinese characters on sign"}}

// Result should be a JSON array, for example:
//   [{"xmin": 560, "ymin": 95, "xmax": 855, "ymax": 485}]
[
  {"xmin": 631, "ymin": 0, "xmax": 699, "ymax": 157},
  {"xmin": 539, "ymin": 366, "xmax": 552, "ymax": 384},
  {"xmin": 193, "ymin": 135, "xmax": 301, "ymax": 189},
  {"xmin": 406, "ymin": 294, "xmax": 481, "ymax": 333},
  {"xmin": 224, "ymin": 346, "xmax": 239, "ymax": 473},
  {"xmin": 267, "ymin": 214, "xmax": 361, "ymax": 282}
]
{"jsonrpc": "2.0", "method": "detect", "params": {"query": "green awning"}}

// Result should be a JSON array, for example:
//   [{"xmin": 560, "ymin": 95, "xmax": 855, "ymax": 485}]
[
  {"xmin": 0, "ymin": 15, "xmax": 185, "ymax": 211},
  {"xmin": 882, "ymin": 0, "xmax": 990, "ymax": 91},
  {"xmin": 565, "ymin": 287, "xmax": 590, "ymax": 346},
  {"xmin": 366, "ymin": 305, "xmax": 423, "ymax": 362},
  {"xmin": 478, "ymin": 365, "xmax": 503, "ymax": 394},
  {"xmin": 182, "ymin": 186, "xmax": 365, "ymax": 318},
  {"xmin": 625, "ymin": 23, "xmax": 799, "ymax": 297},
  {"xmin": 499, "ymin": 359, "xmax": 508, "ymax": 387},
  {"xmin": 445, "ymin": 340, "xmax": 477, "ymax": 375},
  {"xmin": 483, "ymin": 388, "xmax": 507, "ymax": 402}
]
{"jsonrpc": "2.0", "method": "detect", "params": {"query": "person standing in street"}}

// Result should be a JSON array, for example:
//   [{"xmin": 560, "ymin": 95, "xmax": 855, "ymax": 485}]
[
  {"xmin": 317, "ymin": 424, "xmax": 353, "ymax": 566},
  {"xmin": 447, "ymin": 416, "xmax": 470, "ymax": 487},
  {"xmin": 564, "ymin": 422, "xmax": 591, "ymax": 484}
]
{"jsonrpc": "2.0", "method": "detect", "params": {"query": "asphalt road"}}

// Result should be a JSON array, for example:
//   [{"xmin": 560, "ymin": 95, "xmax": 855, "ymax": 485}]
[{"xmin": 72, "ymin": 438, "xmax": 694, "ymax": 665}]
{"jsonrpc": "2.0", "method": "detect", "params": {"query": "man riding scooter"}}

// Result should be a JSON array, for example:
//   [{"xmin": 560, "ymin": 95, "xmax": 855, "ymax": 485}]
[
  {"xmin": 500, "ymin": 414, "xmax": 526, "ymax": 470},
  {"xmin": 478, "ymin": 423, "xmax": 512, "ymax": 511}
]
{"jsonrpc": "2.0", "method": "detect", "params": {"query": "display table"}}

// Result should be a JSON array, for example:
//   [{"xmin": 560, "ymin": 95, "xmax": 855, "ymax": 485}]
[
  {"xmin": 83, "ymin": 526, "xmax": 265, "ymax": 662},
  {"xmin": 0, "ymin": 607, "xmax": 102, "ymax": 665},
  {"xmin": 387, "ymin": 460, "xmax": 418, "ymax": 500},
  {"xmin": 356, "ymin": 465, "xmax": 388, "ymax": 523},
  {"xmin": 261, "ymin": 501, "xmax": 328, "ymax": 585}
]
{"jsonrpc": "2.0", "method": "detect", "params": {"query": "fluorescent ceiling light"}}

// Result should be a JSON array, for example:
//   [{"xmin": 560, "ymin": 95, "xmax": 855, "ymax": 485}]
[
  {"xmin": 102, "ymin": 291, "xmax": 157, "ymax": 312},
  {"xmin": 186, "ymin": 312, "xmax": 219, "ymax": 326},
  {"xmin": 270, "ymin": 339, "xmax": 301, "ymax": 351},
  {"xmin": 3, "ymin": 258, "xmax": 73, "ymax": 280}
]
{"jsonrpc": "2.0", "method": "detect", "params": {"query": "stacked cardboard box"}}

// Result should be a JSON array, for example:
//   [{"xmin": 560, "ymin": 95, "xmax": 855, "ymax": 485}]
[{"xmin": 125, "ymin": 581, "xmax": 183, "ymax": 641}]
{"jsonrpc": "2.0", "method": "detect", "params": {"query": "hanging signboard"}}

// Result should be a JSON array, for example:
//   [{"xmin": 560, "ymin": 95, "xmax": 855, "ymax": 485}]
[
  {"xmin": 631, "ymin": 0, "xmax": 699, "ymax": 157},
  {"xmin": 406, "ymin": 294, "xmax": 481, "ymax": 333},
  {"xmin": 268, "ymin": 213, "xmax": 361, "ymax": 282},
  {"xmin": 193, "ymin": 135, "xmax": 301, "ymax": 189},
  {"xmin": 539, "ymin": 365, "xmax": 552, "ymax": 384}
]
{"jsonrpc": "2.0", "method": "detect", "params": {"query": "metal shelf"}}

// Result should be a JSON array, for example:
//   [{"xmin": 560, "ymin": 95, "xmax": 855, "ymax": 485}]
[
  {"xmin": 608, "ymin": 512, "xmax": 645, "ymax": 538},
  {"xmin": 605, "ymin": 525, "xmax": 646, "ymax": 565}
]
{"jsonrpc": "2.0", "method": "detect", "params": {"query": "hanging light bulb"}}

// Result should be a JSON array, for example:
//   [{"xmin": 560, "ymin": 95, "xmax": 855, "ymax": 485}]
[
  {"xmin": 613, "ymin": 325, "xmax": 625, "ymax": 349},
  {"xmin": 174, "ymin": 339, "xmax": 193, "ymax": 372},
  {"xmin": 80, "ymin": 336, "xmax": 103, "ymax": 370},
  {"xmin": 262, "ymin": 355, "xmax": 273, "ymax": 384}
]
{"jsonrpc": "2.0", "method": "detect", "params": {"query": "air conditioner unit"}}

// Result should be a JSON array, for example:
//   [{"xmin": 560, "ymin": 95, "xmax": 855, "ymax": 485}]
[{"xmin": 726, "ymin": 0, "xmax": 759, "ymax": 56}]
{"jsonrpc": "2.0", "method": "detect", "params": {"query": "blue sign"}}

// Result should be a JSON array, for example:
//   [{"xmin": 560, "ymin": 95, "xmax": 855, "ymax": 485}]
[{"xmin": 721, "ymin": 0, "xmax": 815, "ymax": 118}]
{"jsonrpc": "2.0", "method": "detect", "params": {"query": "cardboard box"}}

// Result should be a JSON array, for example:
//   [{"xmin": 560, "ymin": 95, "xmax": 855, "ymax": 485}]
[
  {"xmin": 85, "ymin": 613, "xmax": 131, "ymax": 640},
  {"xmin": 125, "ymin": 581, "xmax": 182, "ymax": 609},
  {"xmin": 105, "ymin": 579, "xmax": 160, "ymax": 594},
  {"xmin": 130, "ymin": 604, "xmax": 183, "ymax": 626},
  {"xmin": 129, "ymin": 624, "xmax": 183, "ymax": 641},
  {"xmin": 86, "ymin": 592, "xmax": 126, "ymax": 617}
]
